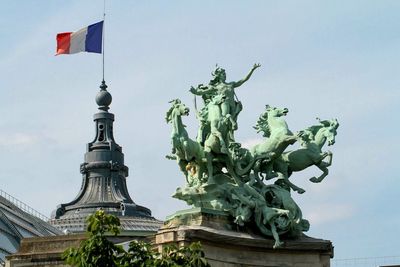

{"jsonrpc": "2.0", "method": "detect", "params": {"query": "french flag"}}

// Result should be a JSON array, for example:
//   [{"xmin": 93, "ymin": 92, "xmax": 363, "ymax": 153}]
[{"xmin": 56, "ymin": 21, "xmax": 103, "ymax": 55}]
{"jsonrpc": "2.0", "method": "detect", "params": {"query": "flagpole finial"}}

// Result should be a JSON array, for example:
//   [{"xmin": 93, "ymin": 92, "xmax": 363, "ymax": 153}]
[
  {"xmin": 100, "ymin": 80, "xmax": 108, "ymax": 91},
  {"xmin": 96, "ymin": 80, "xmax": 112, "ymax": 111}
]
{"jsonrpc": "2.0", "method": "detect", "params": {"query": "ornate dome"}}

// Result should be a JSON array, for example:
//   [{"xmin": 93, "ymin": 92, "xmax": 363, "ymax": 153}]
[{"xmin": 49, "ymin": 81, "xmax": 162, "ymax": 234}]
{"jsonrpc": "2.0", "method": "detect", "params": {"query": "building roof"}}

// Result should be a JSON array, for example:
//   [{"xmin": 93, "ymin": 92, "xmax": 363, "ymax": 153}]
[
  {"xmin": 48, "ymin": 214, "xmax": 162, "ymax": 234},
  {"xmin": 0, "ymin": 189, "xmax": 61, "ymax": 263}
]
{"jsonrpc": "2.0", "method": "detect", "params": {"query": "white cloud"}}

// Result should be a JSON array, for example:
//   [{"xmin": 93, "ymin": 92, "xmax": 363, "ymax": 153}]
[{"xmin": 0, "ymin": 133, "xmax": 39, "ymax": 147}]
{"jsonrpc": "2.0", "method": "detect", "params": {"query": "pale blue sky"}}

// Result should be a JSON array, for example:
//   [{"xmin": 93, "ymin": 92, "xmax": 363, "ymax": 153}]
[{"xmin": 1, "ymin": 1, "xmax": 399, "ymax": 260}]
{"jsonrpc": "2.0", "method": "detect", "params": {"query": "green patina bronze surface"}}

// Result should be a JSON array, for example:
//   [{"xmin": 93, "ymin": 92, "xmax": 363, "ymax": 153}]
[{"xmin": 166, "ymin": 64, "xmax": 339, "ymax": 249}]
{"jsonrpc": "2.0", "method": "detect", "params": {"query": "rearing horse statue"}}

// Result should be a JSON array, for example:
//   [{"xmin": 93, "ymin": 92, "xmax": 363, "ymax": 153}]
[
  {"xmin": 250, "ymin": 105, "xmax": 298, "ymax": 158},
  {"xmin": 273, "ymin": 118, "xmax": 339, "ymax": 194},
  {"xmin": 166, "ymin": 99, "xmax": 206, "ymax": 184},
  {"xmin": 246, "ymin": 106, "xmax": 299, "ymax": 182}
]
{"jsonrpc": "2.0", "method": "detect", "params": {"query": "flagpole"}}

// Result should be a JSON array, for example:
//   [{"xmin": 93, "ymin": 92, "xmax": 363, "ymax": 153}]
[{"xmin": 102, "ymin": 0, "xmax": 106, "ymax": 83}]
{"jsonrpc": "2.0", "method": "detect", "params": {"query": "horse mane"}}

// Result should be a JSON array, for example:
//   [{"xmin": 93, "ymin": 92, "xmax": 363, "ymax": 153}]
[
  {"xmin": 305, "ymin": 118, "xmax": 337, "ymax": 139},
  {"xmin": 165, "ymin": 99, "xmax": 181, "ymax": 123},
  {"xmin": 165, "ymin": 106, "xmax": 174, "ymax": 123},
  {"xmin": 254, "ymin": 106, "xmax": 271, "ymax": 137},
  {"xmin": 317, "ymin": 118, "xmax": 339, "ymax": 129},
  {"xmin": 304, "ymin": 125, "xmax": 323, "ymax": 139}
]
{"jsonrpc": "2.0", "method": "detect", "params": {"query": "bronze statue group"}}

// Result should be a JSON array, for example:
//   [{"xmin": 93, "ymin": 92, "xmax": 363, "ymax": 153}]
[{"xmin": 166, "ymin": 64, "xmax": 339, "ymax": 248}]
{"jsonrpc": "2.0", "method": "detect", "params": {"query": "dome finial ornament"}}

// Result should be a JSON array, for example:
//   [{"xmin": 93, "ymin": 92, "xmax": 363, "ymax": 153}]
[
  {"xmin": 96, "ymin": 80, "xmax": 112, "ymax": 111},
  {"xmin": 100, "ymin": 79, "xmax": 108, "ymax": 91}
]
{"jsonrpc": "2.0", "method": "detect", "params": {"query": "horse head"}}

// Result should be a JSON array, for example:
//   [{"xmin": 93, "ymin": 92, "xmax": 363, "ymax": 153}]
[
  {"xmin": 254, "ymin": 105, "xmax": 290, "ymax": 138},
  {"xmin": 265, "ymin": 105, "xmax": 289, "ymax": 118},
  {"xmin": 166, "ymin": 99, "xmax": 190, "ymax": 123},
  {"xmin": 311, "ymin": 118, "xmax": 339, "ymax": 146},
  {"xmin": 325, "ymin": 119, "xmax": 339, "ymax": 146}
]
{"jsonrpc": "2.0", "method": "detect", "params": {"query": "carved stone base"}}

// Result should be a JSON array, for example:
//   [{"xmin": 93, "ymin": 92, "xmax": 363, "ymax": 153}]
[
  {"xmin": 157, "ymin": 210, "xmax": 333, "ymax": 267},
  {"xmin": 165, "ymin": 207, "xmax": 233, "ymax": 230}
]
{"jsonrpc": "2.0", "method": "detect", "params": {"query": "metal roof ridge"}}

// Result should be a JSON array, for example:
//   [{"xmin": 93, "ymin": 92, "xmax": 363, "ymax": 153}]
[{"xmin": 0, "ymin": 189, "xmax": 49, "ymax": 221}]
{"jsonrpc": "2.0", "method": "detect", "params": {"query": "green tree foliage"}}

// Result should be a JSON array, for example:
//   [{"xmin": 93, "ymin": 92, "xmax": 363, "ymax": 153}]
[
  {"xmin": 118, "ymin": 240, "xmax": 209, "ymax": 267},
  {"xmin": 63, "ymin": 210, "xmax": 210, "ymax": 267},
  {"xmin": 63, "ymin": 210, "xmax": 123, "ymax": 267}
]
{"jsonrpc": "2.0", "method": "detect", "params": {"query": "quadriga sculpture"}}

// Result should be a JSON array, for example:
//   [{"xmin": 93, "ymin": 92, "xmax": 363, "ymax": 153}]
[{"xmin": 166, "ymin": 65, "xmax": 339, "ymax": 249}]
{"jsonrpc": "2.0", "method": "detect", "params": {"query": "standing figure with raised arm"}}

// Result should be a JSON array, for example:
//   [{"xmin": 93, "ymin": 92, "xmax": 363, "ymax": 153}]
[{"xmin": 191, "ymin": 63, "xmax": 261, "ymax": 144}]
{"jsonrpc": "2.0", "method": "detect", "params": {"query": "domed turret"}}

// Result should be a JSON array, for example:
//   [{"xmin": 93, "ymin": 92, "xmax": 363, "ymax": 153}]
[{"xmin": 49, "ymin": 81, "xmax": 161, "ymax": 234}]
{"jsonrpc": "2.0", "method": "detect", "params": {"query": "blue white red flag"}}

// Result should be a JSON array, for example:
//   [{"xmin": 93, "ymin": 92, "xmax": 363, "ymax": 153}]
[{"xmin": 56, "ymin": 21, "xmax": 103, "ymax": 55}]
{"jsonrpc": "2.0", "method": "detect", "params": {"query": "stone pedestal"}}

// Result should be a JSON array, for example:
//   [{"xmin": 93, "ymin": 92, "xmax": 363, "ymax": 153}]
[{"xmin": 156, "ymin": 209, "xmax": 333, "ymax": 267}]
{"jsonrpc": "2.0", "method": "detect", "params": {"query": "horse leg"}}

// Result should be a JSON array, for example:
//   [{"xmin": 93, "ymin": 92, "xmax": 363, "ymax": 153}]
[
  {"xmin": 263, "ymin": 162, "xmax": 278, "ymax": 180},
  {"xmin": 309, "ymin": 152, "xmax": 332, "ymax": 183},
  {"xmin": 284, "ymin": 176, "xmax": 306, "ymax": 194},
  {"xmin": 310, "ymin": 162, "xmax": 329, "ymax": 183},
  {"xmin": 273, "ymin": 162, "xmax": 305, "ymax": 194},
  {"xmin": 277, "ymin": 170, "xmax": 305, "ymax": 194},
  {"xmin": 325, "ymin": 151, "xmax": 333, "ymax": 166},
  {"xmin": 182, "ymin": 140, "xmax": 190, "ymax": 160}
]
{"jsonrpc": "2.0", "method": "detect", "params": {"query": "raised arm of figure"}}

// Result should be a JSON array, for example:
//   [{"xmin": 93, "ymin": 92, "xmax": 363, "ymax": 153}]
[{"xmin": 233, "ymin": 63, "xmax": 261, "ymax": 88}]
